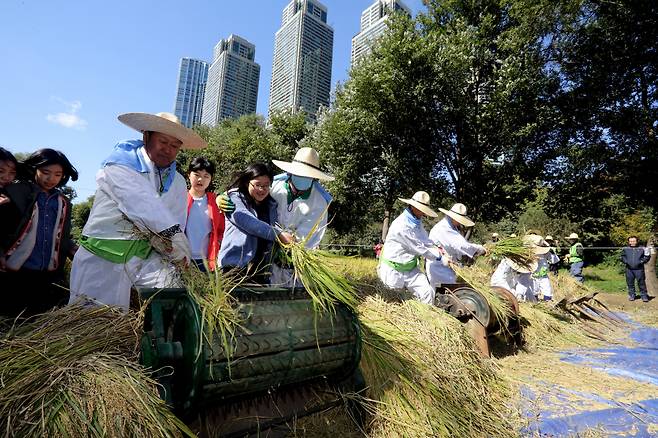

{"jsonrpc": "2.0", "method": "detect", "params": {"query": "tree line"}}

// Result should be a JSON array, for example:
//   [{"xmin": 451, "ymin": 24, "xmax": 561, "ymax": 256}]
[{"xmin": 73, "ymin": 0, "xmax": 656, "ymax": 253}]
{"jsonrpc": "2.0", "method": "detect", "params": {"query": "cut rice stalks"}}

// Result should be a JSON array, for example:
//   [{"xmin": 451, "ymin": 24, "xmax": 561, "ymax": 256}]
[
  {"xmin": 357, "ymin": 296, "xmax": 515, "ymax": 438},
  {"xmin": 0, "ymin": 304, "xmax": 193, "ymax": 437},
  {"xmin": 485, "ymin": 237, "xmax": 536, "ymax": 270}
]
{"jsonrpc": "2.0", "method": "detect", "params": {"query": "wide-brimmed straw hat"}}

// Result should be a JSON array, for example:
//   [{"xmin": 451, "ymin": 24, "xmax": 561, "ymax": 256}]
[
  {"xmin": 272, "ymin": 147, "xmax": 335, "ymax": 181},
  {"xmin": 118, "ymin": 112, "xmax": 207, "ymax": 150},
  {"xmin": 545, "ymin": 235, "xmax": 554, "ymax": 241},
  {"xmin": 398, "ymin": 191, "xmax": 438, "ymax": 217},
  {"xmin": 524, "ymin": 234, "xmax": 551, "ymax": 255},
  {"xmin": 566, "ymin": 232, "xmax": 579, "ymax": 240},
  {"xmin": 492, "ymin": 232, "xmax": 499, "ymax": 238},
  {"xmin": 506, "ymin": 257, "xmax": 539, "ymax": 274},
  {"xmin": 438, "ymin": 203, "xmax": 475, "ymax": 227}
]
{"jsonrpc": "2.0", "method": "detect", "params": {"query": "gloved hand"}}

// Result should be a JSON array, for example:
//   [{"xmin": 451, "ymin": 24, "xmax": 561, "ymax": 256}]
[
  {"xmin": 475, "ymin": 245, "xmax": 487, "ymax": 256},
  {"xmin": 441, "ymin": 253, "xmax": 452, "ymax": 267},
  {"xmin": 170, "ymin": 232, "xmax": 192, "ymax": 263},
  {"xmin": 216, "ymin": 192, "xmax": 235, "ymax": 213}
]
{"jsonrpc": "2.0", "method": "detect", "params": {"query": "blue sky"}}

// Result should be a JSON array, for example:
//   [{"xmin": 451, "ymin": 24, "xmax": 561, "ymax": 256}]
[{"xmin": 0, "ymin": 0, "xmax": 425, "ymax": 201}]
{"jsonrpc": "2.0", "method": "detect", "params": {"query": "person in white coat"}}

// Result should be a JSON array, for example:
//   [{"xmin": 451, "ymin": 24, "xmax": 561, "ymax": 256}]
[
  {"xmin": 532, "ymin": 235, "xmax": 558, "ymax": 300},
  {"xmin": 377, "ymin": 191, "xmax": 448, "ymax": 305},
  {"xmin": 490, "ymin": 234, "xmax": 549, "ymax": 302},
  {"xmin": 269, "ymin": 147, "xmax": 334, "ymax": 286},
  {"xmin": 426, "ymin": 203, "xmax": 486, "ymax": 288},
  {"xmin": 69, "ymin": 112, "xmax": 206, "ymax": 310}
]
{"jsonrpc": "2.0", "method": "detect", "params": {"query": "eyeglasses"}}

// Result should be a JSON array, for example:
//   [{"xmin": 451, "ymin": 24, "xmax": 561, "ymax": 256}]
[{"xmin": 249, "ymin": 182, "xmax": 271, "ymax": 191}]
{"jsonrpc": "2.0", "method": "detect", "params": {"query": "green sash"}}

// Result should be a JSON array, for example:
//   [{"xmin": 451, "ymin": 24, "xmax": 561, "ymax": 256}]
[
  {"xmin": 380, "ymin": 256, "xmax": 419, "ymax": 272},
  {"xmin": 80, "ymin": 236, "xmax": 152, "ymax": 264}
]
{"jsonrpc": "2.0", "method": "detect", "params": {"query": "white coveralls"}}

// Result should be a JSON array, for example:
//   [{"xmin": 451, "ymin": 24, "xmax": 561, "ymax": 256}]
[
  {"xmin": 490, "ymin": 258, "xmax": 537, "ymax": 302},
  {"xmin": 533, "ymin": 253, "xmax": 559, "ymax": 299},
  {"xmin": 426, "ymin": 217, "xmax": 484, "ymax": 287},
  {"xmin": 377, "ymin": 209, "xmax": 443, "ymax": 304},
  {"xmin": 268, "ymin": 176, "xmax": 329, "ymax": 286},
  {"xmin": 69, "ymin": 148, "xmax": 187, "ymax": 310}
]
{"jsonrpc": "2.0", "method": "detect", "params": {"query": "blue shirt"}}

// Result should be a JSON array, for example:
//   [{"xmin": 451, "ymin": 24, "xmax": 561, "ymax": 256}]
[
  {"xmin": 185, "ymin": 195, "xmax": 211, "ymax": 259},
  {"xmin": 22, "ymin": 190, "xmax": 60, "ymax": 270}
]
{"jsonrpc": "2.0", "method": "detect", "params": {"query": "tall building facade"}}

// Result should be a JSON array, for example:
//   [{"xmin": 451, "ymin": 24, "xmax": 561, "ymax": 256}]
[
  {"xmin": 173, "ymin": 58, "xmax": 208, "ymax": 128},
  {"xmin": 351, "ymin": 0, "xmax": 410, "ymax": 67},
  {"xmin": 268, "ymin": 0, "xmax": 334, "ymax": 122},
  {"xmin": 201, "ymin": 34, "xmax": 260, "ymax": 126}
]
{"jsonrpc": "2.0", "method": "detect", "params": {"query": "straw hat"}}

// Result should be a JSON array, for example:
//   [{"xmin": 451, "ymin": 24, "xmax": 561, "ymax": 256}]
[
  {"xmin": 438, "ymin": 203, "xmax": 475, "ymax": 227},
  {"xmin": 118, "ymin": 112, "xmax": 207, "ymax": 150},
  {"xmin": 524, "ymin": 234, "xmax": 550, "ymax": 255},
  {"xmin": 509, "ymin": 233, "xmax": 517, "ymax": 238},
  {"xmin": 272, "ymin": 147, "xmax": 335, "ymax": 181},
  {"xmin": 506, "ymin": 257, "xmax": 539, "ymax": 274},
  {"xmin": 398, "ymin": 191, "xmax": 438, "ymax": 217},
  {"xmin": 492, "ymin": 232, "xmax": 499, "ymax": 238},
  {"xmin": 566, "ymin": 233, "xmax": 579, "ymax": 240},
  {"xmin": 545, "ymin": 235, "xmax": 554, "ymax": 241}
]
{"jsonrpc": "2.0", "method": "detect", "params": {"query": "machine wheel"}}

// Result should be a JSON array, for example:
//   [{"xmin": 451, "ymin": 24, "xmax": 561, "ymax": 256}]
[{"xmin": 451, "ymin": 287, "xmax": 492, "ymax": 328}]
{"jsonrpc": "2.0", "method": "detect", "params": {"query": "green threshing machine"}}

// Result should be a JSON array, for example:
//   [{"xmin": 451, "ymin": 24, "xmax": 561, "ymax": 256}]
[{"xmin": 139, "ymin": 286, "xmax": 364, "ymax": 437}]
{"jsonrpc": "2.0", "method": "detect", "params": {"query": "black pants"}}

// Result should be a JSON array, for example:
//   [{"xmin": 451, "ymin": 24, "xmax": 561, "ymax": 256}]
[{"xmin": 625, "ymin": 268, "xmax": 648, "ymax": 299}]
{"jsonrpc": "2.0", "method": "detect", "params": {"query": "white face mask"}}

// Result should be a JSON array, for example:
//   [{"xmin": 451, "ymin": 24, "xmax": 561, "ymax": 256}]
[{"xmin": 290, "ymin": 175, "xmax": 314, "ymax": 191}]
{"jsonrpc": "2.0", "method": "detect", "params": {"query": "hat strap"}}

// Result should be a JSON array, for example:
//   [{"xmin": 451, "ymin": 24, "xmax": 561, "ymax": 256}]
[
  {"xmin": 450, "ymin": 209, "xmax": 469, "ymax": 218},
  {"xmin": 293, "ymin": 158, "xmax": 322, "ymax": 171},
  {"xmin": 415, "ymin": 200, "xmax": 431, "ymax": 207}
]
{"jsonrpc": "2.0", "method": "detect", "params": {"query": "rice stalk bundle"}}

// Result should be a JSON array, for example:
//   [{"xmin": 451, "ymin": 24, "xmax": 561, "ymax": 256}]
[
  {"xmin": 517, "ymin": 302, "xmax": 597, "ymax": 350},
  {"xmin": 357, "ymin": 296, "xmax": 514, "ymax": 438},
  {"xmin": 0, "ymin": 305, "xmax": 192, "ymax": 437},
  {"xmin": 278, "ymin": 241, "xmax": 359, "ymax": 314},
  {"xmin": 485, "ymin": 237, "xmax": 535, "ymax": 270},
  {"xmin": 550, "ymin": 271, "xmax": 596, "ymax": 302},
  {"xmin": 181, "ymin": 267, "xmax": 244, "ymax": 362}
]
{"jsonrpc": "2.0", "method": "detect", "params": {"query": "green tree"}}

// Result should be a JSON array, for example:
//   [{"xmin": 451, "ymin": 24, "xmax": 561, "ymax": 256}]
[{"xmin": 71, "ymin": 195, "xmax": 94, "ymax": 240}]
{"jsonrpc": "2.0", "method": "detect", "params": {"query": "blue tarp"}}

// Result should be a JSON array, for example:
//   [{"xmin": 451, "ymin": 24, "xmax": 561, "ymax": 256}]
[{"xmin": 522, "ymin": 317, "xmax": 658, "ymax": 437}]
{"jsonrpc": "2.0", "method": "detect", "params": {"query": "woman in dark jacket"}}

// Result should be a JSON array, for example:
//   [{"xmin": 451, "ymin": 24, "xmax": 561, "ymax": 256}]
[
  {"xmin": 2, "ymin": 148, "xmax": 78, "ymax": 316},
  {"xmin": 219, "ymin": 163, "xmax": 293, "ymax": 284}
]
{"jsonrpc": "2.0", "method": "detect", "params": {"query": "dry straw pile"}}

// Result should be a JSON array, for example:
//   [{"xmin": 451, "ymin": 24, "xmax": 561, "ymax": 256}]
[{"xmin": 0, "ymin": 305, "xmax": 193, "ymax": 438}]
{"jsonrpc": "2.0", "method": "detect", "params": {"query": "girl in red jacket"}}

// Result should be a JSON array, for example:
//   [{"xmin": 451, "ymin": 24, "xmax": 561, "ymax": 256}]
[{"xmin": 185, "ymin": 157, "xmax": 224, "ymax": 271}]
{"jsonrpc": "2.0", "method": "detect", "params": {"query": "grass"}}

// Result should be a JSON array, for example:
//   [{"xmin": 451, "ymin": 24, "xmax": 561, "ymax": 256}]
[{"xmin": 582, "ymin": 264, "xmax": 627, "ymax": 294}]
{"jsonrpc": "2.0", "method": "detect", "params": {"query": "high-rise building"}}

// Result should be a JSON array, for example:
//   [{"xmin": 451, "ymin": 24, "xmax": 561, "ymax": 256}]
[
  {"xmin": 350, "ymin": 0, "xmax": 410, "ymax": 67},
  {"xmin": 268, "ymin": 0, "xmax": 334, "ymax": 122},
  {"xmin": 173, "ymin": 58, "xmax": 208, "ymax": 128},
  {"xmin": 201, "ymin": 34, "xmax": 260, "ymax": 126}
]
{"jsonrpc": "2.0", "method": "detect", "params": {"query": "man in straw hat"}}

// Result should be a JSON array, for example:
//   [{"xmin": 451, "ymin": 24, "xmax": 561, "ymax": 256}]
[
  {"xmin": 544, "ymin": 235, "xmax": 560, "ymax": 276},
  {"xmin": 490, "ymin": 234, "xmax": 550, "ymax": 302},
  {"xmin": 530, "ymin": 234, "xmax": 558, "ymax": 300},
  {"xmin": 377, "ymin": 191, "xmax": 449, "ymax": 304},
  {"xmin": 565, "ymin": 232, "xmax": 584, "ymax": 282},
  {"xmin": 267, "ymin": 147, "xmax": 335, "ymax": 286},
  {"xmin": 69, "ymin": 112, "xmax": 207, "ymax": 310},
  {"xmin": 426, "ymin": 203, "xmax": 486, "ymax": 288}
]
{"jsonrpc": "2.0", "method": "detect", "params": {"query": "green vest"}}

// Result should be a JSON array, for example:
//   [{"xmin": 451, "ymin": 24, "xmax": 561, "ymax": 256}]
[{"xmin": 569, "ymin": 243, "xmax": 583, "ymax": 264}]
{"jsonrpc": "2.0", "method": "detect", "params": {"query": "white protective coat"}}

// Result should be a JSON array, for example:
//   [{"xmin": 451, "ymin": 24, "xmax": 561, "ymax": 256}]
[
  {"xmin": 490, "ymin": 258, "xmax": 537, "ymax": 302},
  {"xmin": 69, "ymin": 149, "xmax": 187, "ymax": 310},
  {"xmin": 269, "ymin": 178, "xmax": 329, "ymax": 286},
  {"xmin": 377, "ymin": 210, "xmax": 443, "ymax": 304},
  {"xmin": 426, "ymin": 217, "xmax": 484, "ymax": 287},
  {"xmin": 533, "ymin": 253, "xmax": 559, "ymax": 299}
]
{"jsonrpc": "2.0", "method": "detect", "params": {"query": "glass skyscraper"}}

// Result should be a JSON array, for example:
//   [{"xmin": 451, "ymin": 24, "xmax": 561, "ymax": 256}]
[
  {"xmin": 173, "ymin": 58, "xmax": 208, "ymax": 128},
  {"xmin": 351, "ymin": 0, "xmax": 410, "ymax": 67},
  {"xmin": 268, "ymin": 0, "xmax": 334, "ymax": 122},
  {"xmin": 201, "ymin": 34, "xmax": 260, "ymax": 126}
]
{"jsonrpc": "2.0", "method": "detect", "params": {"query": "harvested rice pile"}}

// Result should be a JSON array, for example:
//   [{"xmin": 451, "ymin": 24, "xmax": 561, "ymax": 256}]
[
  {"xmin": 357, "ymin": 296, "xmax": 514, "ymax": 438},
  {"xmin": 0, "ymin": 305, "xmax": 193, "ymax": 438}
]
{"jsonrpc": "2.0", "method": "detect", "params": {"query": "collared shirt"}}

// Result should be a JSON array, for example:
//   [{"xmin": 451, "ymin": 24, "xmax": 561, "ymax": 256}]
[
  {"xmin": 381, "ymin": 208, "xmax": 443, "ymax": 264},
  {"xmin": 22, "ymin": 190, "xmax": 60, "ymax": 270}
]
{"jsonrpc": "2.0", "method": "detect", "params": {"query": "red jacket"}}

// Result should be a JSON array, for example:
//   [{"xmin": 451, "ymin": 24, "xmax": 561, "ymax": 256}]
[{"xmin": 186, "ymin": 192, "xmax": 225, "ymax": 271}]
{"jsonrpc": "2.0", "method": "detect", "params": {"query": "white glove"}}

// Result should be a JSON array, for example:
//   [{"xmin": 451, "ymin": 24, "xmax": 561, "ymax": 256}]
[
  {"xmin": 476, "ymin": 245, "xmax": 487, "ymax": 256},
  {"xmin": 170, "ymin": 233, "xmax": 192, "ymax": 263},
  {"xmin": 441, "ymin": 253, "xmax": 452, "ymax": 267}
]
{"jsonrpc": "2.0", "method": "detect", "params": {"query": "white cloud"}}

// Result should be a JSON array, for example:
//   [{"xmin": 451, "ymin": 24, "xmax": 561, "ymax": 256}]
[{"xmin": 46, "ymin": 98, "xmax": 87, "ymax": 130}]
